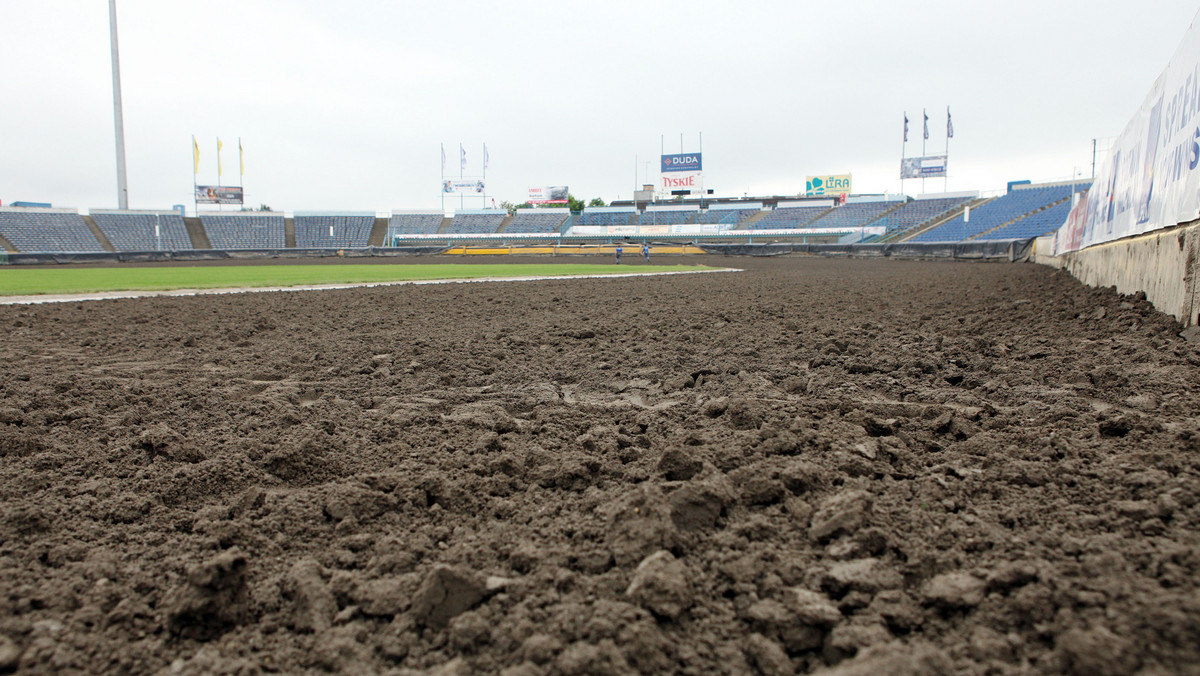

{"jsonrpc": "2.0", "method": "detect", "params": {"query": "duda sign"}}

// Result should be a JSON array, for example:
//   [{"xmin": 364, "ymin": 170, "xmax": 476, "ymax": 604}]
[{"xmin": 661, "ymin": 153, "xmax": 703, "ymax": 173}]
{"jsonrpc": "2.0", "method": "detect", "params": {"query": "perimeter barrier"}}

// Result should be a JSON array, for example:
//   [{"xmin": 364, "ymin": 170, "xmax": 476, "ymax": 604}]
[{"xmin": 0, "ymin": 246, "xmax": 450, "ymax": 266}]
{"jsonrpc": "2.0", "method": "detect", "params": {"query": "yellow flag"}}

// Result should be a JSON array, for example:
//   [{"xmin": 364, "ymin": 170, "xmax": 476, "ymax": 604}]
[
  {"xmin": 217, "ymin": 137, "xmax": 224, "ymax": 177},
  {"xmin": 192, "ymin": 136, "xmax": 199, "ymax": 174},
  {"xmin": 239, "ymin": 138, "xmax": 244, "ymax": 176}
]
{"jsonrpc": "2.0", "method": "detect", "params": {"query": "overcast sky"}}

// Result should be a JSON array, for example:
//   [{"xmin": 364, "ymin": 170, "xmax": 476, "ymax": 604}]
[{"xmin": 2, "ymin": 1, "xmax": 1197, "ymax": 213}]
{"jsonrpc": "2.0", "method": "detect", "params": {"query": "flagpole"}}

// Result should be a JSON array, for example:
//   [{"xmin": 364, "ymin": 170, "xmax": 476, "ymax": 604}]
[
  {"xmin": 944, "ymin": 107, "xmax": 951, "ymax": 193},
  {"xmin": 216, "ymin": 137, "xmax": 222, "ymax": 213},
  {"xmin": 921, "ymin": 109, "xmax": 927, "ymax": 195},
  {"xmin": 482, "ymin": 142, "xmax": 486, "ymax": 209},
  {"xmin": 440, "ymin": 143, "xmax": 445, "ymax": 214},
  {"xmin": 901, "ymin": 113, "xmax": 907, "ymax": 196},
  {"xmin": 192, "ymin": 136, "xmax": 197, "ymax": 217},
  {"xmin": 459, "ymin": 142, "xmax": 464, "ymax": 211}
]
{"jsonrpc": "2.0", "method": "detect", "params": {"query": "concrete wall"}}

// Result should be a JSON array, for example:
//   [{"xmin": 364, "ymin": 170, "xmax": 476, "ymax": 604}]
[{"xmin": 1034, "ymin": 220, "xmax": 1200, "ymax": 326}]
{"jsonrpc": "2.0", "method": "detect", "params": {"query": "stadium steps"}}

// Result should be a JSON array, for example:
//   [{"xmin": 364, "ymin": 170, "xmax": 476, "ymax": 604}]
[
  {"xmin": 436, "ymin": 217, "xmax": 453, "ymax": 234},
  {"xmin": 735, "ymin": 211, "xmax": 770, "ymax": 230},
  {"xmin": 496, "ymin": 214, "xmax": 515, "ymax": 233},
  {"xmin": 864, "ymin": 201, "xmax": 908, "ymax": 227},
  {"xmin": 0, "ymin": 232, "xmax": 15, "ymax": 252},
  {"xmin": 893, "ymin": 197, "xmax": 991, "ymax": 243},
  {"xmin": 81, "ymin": 215, "xmax": 116, "ymax": 252},
  {"xmin": 368, "ymin": 218, "xmax": 389, "ymax": 246},
  {"xmin": 183, "ymin": 217, "xmax": 212, "ymax": 249},
  {"xmin": 284, "ymin": 218, "xmax": 296, "ymax": 248},
  {"xmin": 967, "ymin": 196, "xmax": 1071, "ymax": 240}
]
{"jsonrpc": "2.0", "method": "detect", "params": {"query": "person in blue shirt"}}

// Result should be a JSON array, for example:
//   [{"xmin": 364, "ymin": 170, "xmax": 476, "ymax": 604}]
[
  {"xmin": 615, "ymin": 244, "xmax": 623, "ymax": 264},
  {"xmin": 641, "ymin": 243, "xmax": 650, "ymax": 262}
]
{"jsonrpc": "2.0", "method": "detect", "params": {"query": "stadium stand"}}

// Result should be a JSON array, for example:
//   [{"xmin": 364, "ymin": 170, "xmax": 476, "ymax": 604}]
[
  {"xmin": 808, "ymin": 200, "xmax": 899, "ymax": 229},
  {"xmin": 91, "ymin": 210, "xmax": 192, "ymax": 251},
  {"xmin": 294, "ymin": 213, "xmax": 374, "ymax": 248},
  {"xmin": 388, "ymin": 212, "xmax": 443, "ymax": 236},
  {"xmin": 697, "ymin": 204, "xmax": 762, "ymax": 226},
  {"xmin": 575, "ymin": 207, "xmax": 636, "ymax": 226},
  {"xmin": 200, "ymin": 213, "xmax": 286, "ymax": 249},
  {"xmin": 974, "ymin": 199, "xmax": 1075, "ymax": 240},
  {"xmin": 909, "ymin": 183, "xmax": 1088, "ymax": 242},
  {"xmin": 0, "ymin": 208, "xmax": 103, "ymax": 252},
  {"xmin": 639, "ymin": 208, "xmax": 698, "ymax": 226},
  {"xmin": 748, "ymin": 204, "xmax": 830, "ymax": 230},
  {"xmin": 506, "ymin": 209, "xmax": 569, "ymax": 233},
  {"xmin": 871, "ymin": 195, "xmax": 974, "ymax": 233},
  {"xmin": 446, "ymin": 210, "xmax": 506, "ymax": 234}
]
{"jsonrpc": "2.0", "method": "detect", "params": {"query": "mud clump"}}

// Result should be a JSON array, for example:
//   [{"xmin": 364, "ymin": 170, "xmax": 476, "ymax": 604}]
[{"xmin": 3, "ymin": 256, "xmax": 1200, "ymax": 673}]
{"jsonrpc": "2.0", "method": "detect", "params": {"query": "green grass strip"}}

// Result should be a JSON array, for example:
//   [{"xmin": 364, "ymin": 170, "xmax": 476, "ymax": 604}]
[{"xmin": 0, "ymin": 263, "xmax": 710, "ymax": 296}]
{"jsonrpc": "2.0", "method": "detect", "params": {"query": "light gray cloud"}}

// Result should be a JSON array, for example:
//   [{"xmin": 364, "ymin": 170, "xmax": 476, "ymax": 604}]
[{"xmin": 1, "ymin": 0, "xmax": 1195, "ymax": 211}]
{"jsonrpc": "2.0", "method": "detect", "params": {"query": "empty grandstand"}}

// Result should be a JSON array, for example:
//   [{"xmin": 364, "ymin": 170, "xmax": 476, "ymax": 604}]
[
  {"xmin": 0, "ymin": 208, "xmax": 103, "ymax": 252},
  {"xmin": 908, "ymin": 182, "xmax": 1088, "ymax": 242},
  {"xmin": 91, "ymin": 210, "xmax": 192, "ymax": 251},
  {"xmin": 388, "ymin": 211, "xmax": 443, "ymax": 237},
  {"xmin": 871, "ymin": 194, "xmax": 976, "ymax": 233},
  {"xmin": 639, "ymin": 206, "xmax": 698, "ymax": 226},
  {"xmin": 294, "ymin": 213, "xmax": 374, "ymax": 248},
  {"xmin": 748, "ymin": 202, "xmax": 831, "ymax": 230},
  {"xmin": 698, "ymin": 204, "xmax": 762, "ymax": 226},
  {"xmin": 446, "ymin": 210, "xmax": 506, "ymax": 234},
  {"xmin": 975, "ymin": 199, "xmax": 1075, "ymax": 240},
  {"xmin": 807, "ymin": 198, "xmax": 902, "ymax": 229},
  {"xmin": 506, "ymin": 209, "xmax": 569, "ymax": 233},
  {"xmin": 200, "ymin": 213, "xmax": 286, "ymax": 249},
  {"xmin": 575, "ymin": 206, "xmax": 636, "ymax": 226}
]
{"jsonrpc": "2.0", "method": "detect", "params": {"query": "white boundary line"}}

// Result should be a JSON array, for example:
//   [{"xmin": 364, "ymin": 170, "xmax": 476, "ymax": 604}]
[{"xmin": 0, "ymin": 268, "xmax": 742, "ymax": 305}]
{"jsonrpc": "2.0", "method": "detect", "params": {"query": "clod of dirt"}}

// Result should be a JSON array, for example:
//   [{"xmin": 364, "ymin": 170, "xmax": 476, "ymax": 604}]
[
  {"xmin": 604, "ymin": 486, "xmax": 677, "ymax": 566},
  {"xmin": 725, "ymin": 398, "xmax": 764, "ymax": 430},
  {"xmin": 921, "ymin": 571, "xmax": 986, "ymax": 609},
  {"xmin": 1054, "ymin": 625, "xmax": 1140, "ymax": 676},
  {"xmin": 809, "ymin": 490, "xmax": 873, "ymax": 541},
  {"xmin": 163, "ymin": 550, "xmax": 252, "ymax": 640},
  {"xmin": 821, "ymin": 558, "xmax": 903, "ymax": 596},
  {"xmin": 281, "ymin": 558, "xmax": 336, "ymax": 632},
  {"xmin": 823, "ymin": 621, "xmax": 893, "ymax": 664},
  {"xmin": 816, "ymin": 640, "xmax": 953, "ymax": 676},
  {"xmin": 742, "ymin": 633, "xmax": 792, "ymax": 676},
  {"xmin": 668, "ymin": 481, "xmax": 730, "ymax": 531},
  {"xmin": 136, "ymin": 424, "xmax": 204, "ymax": 464},
  {"xmin": 657, "ymin": 447, "xmax": 703, "ymax": 481},
  {"xmin": 410, "ymin": 565, "xmax": 487, "ymax": 629},
  {"xmin": 625, "ymin": 550, "xmax": 691, "ymax": 620},
  {"xmin": 0, "ymin": 636, "xmax": 20, "ymax": 672}
]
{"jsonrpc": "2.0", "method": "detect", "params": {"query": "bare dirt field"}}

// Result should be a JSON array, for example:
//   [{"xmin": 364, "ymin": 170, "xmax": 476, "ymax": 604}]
[{"xmin": 1, "ymin": 256, "xmax": 1199, "ymax": 675}]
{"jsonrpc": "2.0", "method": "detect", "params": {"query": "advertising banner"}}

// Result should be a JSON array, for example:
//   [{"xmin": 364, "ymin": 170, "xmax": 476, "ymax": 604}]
[
  {"xmin": 661, "ymin": 153, "xmax": 702, "ymax": 173},
  {"xmin": 442, "ymin": 179, "xmax": 485, "ymax": 194},
  {"xmin": 1056, "ymin": 12, "xmax": 1200, "ymax": 253},
  {"xmin": 1055, "ymin": 193, "xmax": 1088, "ymax": 255},
  {"xmin": 195, "ymin": 186, "xmax": 243, "ymax": 205},
  {"xmin": 901, "ymin": 156, "xmax": 947, "ymax": 179},
  {"xmin": 527, "ymin": 186, "xmax": 569, "ymax": 204},
  {"xmin": 806, "ymin": 174, "xmax": 852, "ymax": 196},
  {"xmin": 661, "ymin": 172, "xmax": 702, "ymax": 192}
]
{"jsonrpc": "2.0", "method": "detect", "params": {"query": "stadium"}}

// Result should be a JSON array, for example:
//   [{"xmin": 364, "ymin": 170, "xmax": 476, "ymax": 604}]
[{"xmin": 3, "ymin": 2, "xmax": 1200, "ymax": 675}]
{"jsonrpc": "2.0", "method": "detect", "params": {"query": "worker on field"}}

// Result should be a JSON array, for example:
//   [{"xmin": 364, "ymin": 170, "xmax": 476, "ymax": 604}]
[
  {"xmin": 615, "ymin": 244, "xmax": 623, "ymax": 264},
  {"xmin": 642, "ymin": 242, "xmax": 650, "ymax": 263}
]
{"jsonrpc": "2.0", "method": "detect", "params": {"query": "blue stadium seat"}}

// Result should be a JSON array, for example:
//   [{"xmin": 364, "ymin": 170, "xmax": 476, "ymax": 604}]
[
  {"xmin": 92, "ymin": 211, "xmax": 192, "ymax": 251},
  {"xmin": 201, "ymin": 214, "xmax": 286, "ymax": 249},
  {"xmin": 909, "ymin": 183, "xmax": 1089, "ymax": 242},
  {"xmin": 506, "ymin": 210, "xmax": 569, "ymax": 233},
  {"xmin": 294, "ymin": 214, "xmax": 374, "ymax": 248},
  {"xmin": 446, "ymin": 211, "xmax": 505, "ymax": 234},
  {"xmin": 0, "ymin": 208, "xmax": 103, "ymax": 252}
]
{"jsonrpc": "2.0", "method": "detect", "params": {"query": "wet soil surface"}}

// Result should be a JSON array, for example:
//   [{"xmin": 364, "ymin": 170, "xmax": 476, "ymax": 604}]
[{"xmin": 1, "ymin": 256, "xmax": 1199, "ymax": 675}]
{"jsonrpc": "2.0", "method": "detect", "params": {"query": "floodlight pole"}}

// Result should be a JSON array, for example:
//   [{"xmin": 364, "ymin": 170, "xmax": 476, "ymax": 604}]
[{"xmin": 108, "ymin": 0, "xmax": 129, "ymax": 209}]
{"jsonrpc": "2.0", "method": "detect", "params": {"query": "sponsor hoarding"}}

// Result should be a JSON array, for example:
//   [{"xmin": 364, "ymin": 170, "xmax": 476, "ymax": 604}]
[
  {"xmin": 195, "ymin": 186, "xmax": 243, "ymax": 205},
  {"xmin": 661, "ymin": 153, "xmax": 702, "ymax": 173},
  {"xmin": 442, "ymin": 179, "xmax": 485, "ymax": 194},
  {"xmin": 900, "ymin": 155, "xmax": 947, "ymax": 179},
  {"xmin": 806, "ymin": 174, "xmax": 852, "ymax": 196},
  {"xmin": 527, "ymin": 186, "xmax": 569, "ymax": 204},
  {"xmin": 1056, "ymin": 13, "xmax": 1200, "ymax": 253}
]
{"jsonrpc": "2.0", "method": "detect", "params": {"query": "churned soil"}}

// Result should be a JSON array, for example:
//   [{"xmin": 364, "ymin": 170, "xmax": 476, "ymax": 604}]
[{"xmin": 1, "ymin": 255, "xmax": 1199, "ymax": 675}]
